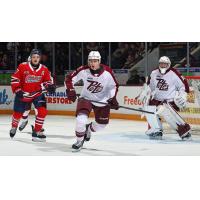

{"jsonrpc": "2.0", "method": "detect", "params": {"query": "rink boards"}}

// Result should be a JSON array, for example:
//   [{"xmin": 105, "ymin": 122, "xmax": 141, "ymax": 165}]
[{"xmin": 0, "ymin": 85, "xmax": 200, "ymax": 124}]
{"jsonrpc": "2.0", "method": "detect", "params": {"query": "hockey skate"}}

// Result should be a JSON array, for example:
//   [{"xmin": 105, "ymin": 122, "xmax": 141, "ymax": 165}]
[
  {"xmin": 19, "ymin": 120, "xmax": 28, "ymax": 131},
  {"xmin": 31, "ymin": 125, "xmax": 45, "ymax": 133},
  {"xmin": 148, "ymin": 131, "xmax": 163, "ymax": 140},
  {"xmin": 10, "ymin": 127, "xmax": 17, "ymax": 138},
  {"xmin": 31, "ymin": 125, "xmax": 46, "ymax": 142},
  {"xmin": 84, "ymin": 123, "xmax": 92, "ymax": 142},
  {"xmin": 72, "ymin": 139, "xmax": 85, "ymax": 151},
  {"xmin": 181, "ymin": 132, "xmax": 192, "ymax": 141},
  {"xmin": 146, "ymin": 128, "xmax": 163, "ymax": 140}
]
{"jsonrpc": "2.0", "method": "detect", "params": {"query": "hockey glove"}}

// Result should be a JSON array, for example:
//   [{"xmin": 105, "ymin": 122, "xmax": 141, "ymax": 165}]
[
  {"xmin": 15, "ymin": 89, "xmax": 24, "ymax": 98},
  {"xmin": 67, "ymin": 88, "xmax": 77, "ymax": 102},
  {"xmin": 174, "ymin": 91, "xmax": 187, "ymax": 109},
  {"xmin": 46, "ymin": 84, "xmax": 56, "ymax": 94},
  {"xmin": 107, "ymin": 97, "xmax": 119, "ymax": 110}
]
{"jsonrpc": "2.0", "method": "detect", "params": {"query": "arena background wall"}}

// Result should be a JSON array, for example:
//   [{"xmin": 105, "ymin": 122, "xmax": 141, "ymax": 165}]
[{"xmin": 0, "ymin": 86, "xmax": 199, "ymax": 124}]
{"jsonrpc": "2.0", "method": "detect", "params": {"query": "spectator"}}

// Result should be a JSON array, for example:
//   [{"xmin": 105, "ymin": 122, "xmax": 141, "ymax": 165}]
[
  {"xmin": 111, "ymin": 43, "xmax": 129, "ymax": 68},
  {"xmin": 71, "ymin": 43, "xmax": 82, "ymax": 68},
  {"xmin": 126, "ymin": 70, "xmax": 145, "ymax": 85},
  {"xmin": 86, "ymin": 42, "xmax": 99, "ymax": 52},
  {"xmin": 0, "ymin": 54, "xmax": 9, "ymax": 69},
  {"xmin": 122, "ymin": 53, "xmax": 136, "ymax": 69},
  {"xmin": 112, "ymin": 43, "xmax": 128, "ymax": 58},
  {"xmin": 111, "ymin": 42, "xmax": 145, "ymax": 69},
  {"xmin": 7, "ymin": 42, "xmax": 15, "ymax": 51},
  {"xmin": 0, "ymin": 54, "xmax": 2, "ymax": 68}
]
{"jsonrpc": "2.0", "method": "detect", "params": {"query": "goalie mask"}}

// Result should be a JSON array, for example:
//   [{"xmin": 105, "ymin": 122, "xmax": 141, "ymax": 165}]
[{"xmin": 159, "ymin": 56, "xmax": 171, "ymax": 74}]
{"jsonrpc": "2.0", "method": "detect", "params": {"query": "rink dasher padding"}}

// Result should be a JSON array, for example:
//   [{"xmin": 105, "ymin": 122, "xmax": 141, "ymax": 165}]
[{"xmin": 0, "ymin": 85, "xmax": 200, "ymax": 126}]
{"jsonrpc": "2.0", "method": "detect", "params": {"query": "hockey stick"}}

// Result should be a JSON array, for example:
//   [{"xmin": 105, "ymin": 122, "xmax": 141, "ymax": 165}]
[
  {"xmin": 76, "ymin": 95, "xmax": 155, "ymax": 115},
  {"xmin": 1, "ymin": 85, "xmax": 62, "ymax": 104},
  {"xmin": 23, "ymin": 90, "xmax": 47, "ymax": 98},
  {"xmin": 23, "ymin": 85, "xmax": 63, "ymax": 97},
  {"xmin": 22, "ymin": 88, "xmax": 155, "ymax": 114}
]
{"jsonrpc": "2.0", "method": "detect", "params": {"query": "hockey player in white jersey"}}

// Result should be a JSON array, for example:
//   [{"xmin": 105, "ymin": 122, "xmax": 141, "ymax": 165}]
[
  {"xmin": 137, "ymin": 56, "xmax": 191, "ymax": 140},
  {"xmin": 65, "ymin": 51, "xmax": 119, "ymax": 150}
]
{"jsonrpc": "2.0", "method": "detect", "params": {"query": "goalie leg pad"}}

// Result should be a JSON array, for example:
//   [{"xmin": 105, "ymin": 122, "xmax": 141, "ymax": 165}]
[
  {"xmin": 157, "ymin": 103, "xmax": 191, "ymax": 138},
  {"xmin": 145, "ymin": 106, "xmax": 163, "ymax": 134}
]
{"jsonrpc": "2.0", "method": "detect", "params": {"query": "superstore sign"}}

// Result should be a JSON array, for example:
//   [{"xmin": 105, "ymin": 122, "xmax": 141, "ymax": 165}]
[{"xmin": 46, "ymin": 91, "xmax": 72, "ymax": 104}]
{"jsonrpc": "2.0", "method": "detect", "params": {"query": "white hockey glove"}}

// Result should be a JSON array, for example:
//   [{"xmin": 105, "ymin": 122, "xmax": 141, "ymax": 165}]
[
  {"xmin": 136, "ymin": 83, "xmax": 152, "ymax": 105},
  {"xmin": 174, "ymin": 91, "xmax": 187, "ymax": 109}
]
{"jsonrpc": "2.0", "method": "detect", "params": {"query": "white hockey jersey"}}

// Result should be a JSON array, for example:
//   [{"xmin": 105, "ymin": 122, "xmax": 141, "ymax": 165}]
[
  {"xmin": 65, "ymin": 64, "xmax": 119, "ymax": 107},
  {"xmin": 147, "ymin": 68, "xmax": 189, "ymax": 101}
]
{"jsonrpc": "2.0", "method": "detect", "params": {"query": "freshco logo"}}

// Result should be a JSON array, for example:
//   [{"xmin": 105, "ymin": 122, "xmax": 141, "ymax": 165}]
[{"xmin": 123, "ymin": 96, "xmax": 143, "ymax": 105}]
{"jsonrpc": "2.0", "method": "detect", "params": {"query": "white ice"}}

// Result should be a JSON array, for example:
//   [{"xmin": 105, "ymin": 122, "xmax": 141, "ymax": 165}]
[{"xmin": 1, "ymin": 115, "xmax": 200, "ymax": 156}]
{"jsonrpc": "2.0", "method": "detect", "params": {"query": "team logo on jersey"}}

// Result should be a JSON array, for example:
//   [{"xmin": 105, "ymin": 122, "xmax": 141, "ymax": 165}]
[
  {"xmin": 87, "ymin": 80, "xmax": 103, "ymax": 93},
  {"xmin": 41, "ymin": 71, "xmax": 45, "ymax": 76},
  {"xmin": 25, "ymin": 75, "xmax": 42, "ymax": 83},
  {"xmin": 156, "ymin": 78, "xmax": 169, "ymax": 91}
]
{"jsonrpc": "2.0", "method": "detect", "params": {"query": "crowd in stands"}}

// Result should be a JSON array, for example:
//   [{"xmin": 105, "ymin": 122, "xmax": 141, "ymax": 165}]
[
  {"xmin": 0, "ymin": 43, "xmax": 15, "ymax": 70},
  {"xmin": 111, "ymin": 42, "xmax": 145, "ymax": 69},
  {"xmin": 1, "ymin": 42, "xmax": 200, "ymax": 85},
  {"xmin": 0, "ymin": 42, "xmax": 146, "ymax": 72}
]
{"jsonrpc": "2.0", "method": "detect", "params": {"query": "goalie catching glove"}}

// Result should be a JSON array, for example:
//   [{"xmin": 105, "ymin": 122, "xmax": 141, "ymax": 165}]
[{"xmin": 174, "ymin": 91, "xmax": 187, "ymax": 109}]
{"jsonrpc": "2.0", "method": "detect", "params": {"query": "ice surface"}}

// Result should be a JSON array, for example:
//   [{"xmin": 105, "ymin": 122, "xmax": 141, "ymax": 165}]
[{"xmin": 1, "ymin": 115, "xmax": 200, "ymax": 156}]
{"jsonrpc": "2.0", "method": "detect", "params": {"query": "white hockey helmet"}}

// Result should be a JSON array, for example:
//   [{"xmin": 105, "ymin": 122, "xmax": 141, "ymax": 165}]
[
  {"xmin": 159, "ymin": 56, "xmax": 171, "ymax": 74},
  {"xmin": 88, "ymin": 51, "xmax": 101, "ymax": 62}
]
